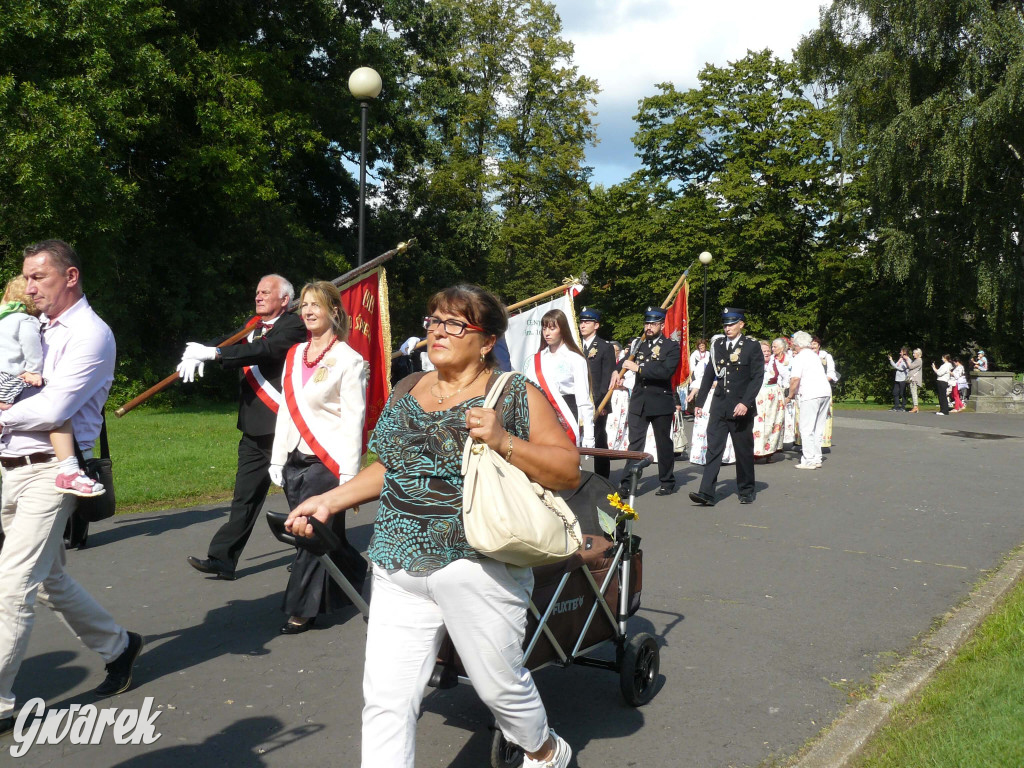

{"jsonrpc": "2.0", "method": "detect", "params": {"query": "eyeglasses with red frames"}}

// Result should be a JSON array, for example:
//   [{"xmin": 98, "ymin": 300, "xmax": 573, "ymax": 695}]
[{"xmin": 422, "ymin": 316, "xmax": 485, "ymax": 337}]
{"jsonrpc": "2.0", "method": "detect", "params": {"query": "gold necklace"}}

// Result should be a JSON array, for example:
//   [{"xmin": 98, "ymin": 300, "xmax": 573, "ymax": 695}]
[{"xmin": 430, "ymin": 367, "xmax": 488, "ymax": 404}]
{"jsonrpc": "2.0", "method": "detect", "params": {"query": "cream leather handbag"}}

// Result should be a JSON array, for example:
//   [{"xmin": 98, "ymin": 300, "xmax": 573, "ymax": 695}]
[{"xmin": 462, "ymin": 372, "xmax": 582, "ymax": 567}]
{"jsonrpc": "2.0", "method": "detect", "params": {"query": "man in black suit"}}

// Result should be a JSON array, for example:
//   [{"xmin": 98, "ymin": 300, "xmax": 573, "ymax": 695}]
[
  {"xmin": 689, "ymin": 307, "xmax": 762, "ymax": 506},
  {"xmin": 579, "ymin": 307, "xmax": 616, "ymax": 478},
  {"xmin": 618, "ymin": 306, "xmax": 681, "ymax": 496},
  {"xmin": 178, "ymin": 274, "xmax": 307, "ymax": 579}
]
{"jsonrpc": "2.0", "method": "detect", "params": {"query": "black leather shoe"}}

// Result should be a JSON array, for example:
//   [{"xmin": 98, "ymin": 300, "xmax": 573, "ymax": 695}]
[
  {"xmin": 280, "ymin": 617, "xmax": 316, "ymax": 635},
  {"xmin": 655, "ymin": 485, "xmax": 674, "ymax": 496},
  {"xmin": 187, "ymin": 556, "xmax": 236, "ymax": 580},
  {"xmin": 688, "ymin": 491, "xmax": 715, "ymax": 506},
  {"xmin": 739, "ymin": 493, "xmax": 756, "ymax": 504},
  {"xmin": 0, "ymin": 715, "xmax": 13, "ymax": 737},
  {"xmin": 95, "ymin": 631, "xmax": 144, "ymax": 697}
]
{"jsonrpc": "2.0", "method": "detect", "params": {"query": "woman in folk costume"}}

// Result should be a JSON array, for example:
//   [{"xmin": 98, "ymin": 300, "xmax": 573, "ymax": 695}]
[
  {"xmin": 687, "ymin": 338, "xmax": 710, "ymax": 413},
  {"xmin": 269, "ymin": 281, "xmax": 368, "ymax": 634},
  {"xmin": 753, "ymin": 340, "xmax": 786, "ymax": 461},
  {"xmin": 688, "ymin": 334, "xmax": 735, "ymax": 466},
  {"xmin": 525, "ymin": 309, "xmax": 595, "ymax": 448},
  {"xmin": 605, "ymin": 341, "xmax": 631, "ymax": 450},
  {"xmin": 773, "ymin": 338, "xmax": 797, "ymax": 443}
]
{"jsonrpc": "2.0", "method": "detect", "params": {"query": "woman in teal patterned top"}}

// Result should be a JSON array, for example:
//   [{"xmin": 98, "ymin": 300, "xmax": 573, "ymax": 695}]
[{"xmin": 286, "ymin": 285, "xmax": 580, "ymax": 768}]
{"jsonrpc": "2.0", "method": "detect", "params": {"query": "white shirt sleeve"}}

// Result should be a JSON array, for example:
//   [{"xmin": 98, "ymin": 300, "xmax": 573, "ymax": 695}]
[
  {"xmin": 570, "ymin": 351, "xmax": 594, "ymax": 442},
  {"xmin": 2, "ymin": 322, "xmax": 113, "ymax": 433}
]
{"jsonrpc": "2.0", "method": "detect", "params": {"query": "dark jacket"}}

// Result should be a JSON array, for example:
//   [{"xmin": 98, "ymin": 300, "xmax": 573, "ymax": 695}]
[
  {"xmin": 695, "ymin": 334, "xmax": 762, "ymax": 418},
  {"xmin": 219, "ymin": 312, "xmax": 307, "ymax": 437},
  {"xmin": 582, "ymin": 335, "xmax": 616, "ymax": 410},
  {"xmin": 627, "ymin": 334, "xmax": 681, "ymax": 418}
]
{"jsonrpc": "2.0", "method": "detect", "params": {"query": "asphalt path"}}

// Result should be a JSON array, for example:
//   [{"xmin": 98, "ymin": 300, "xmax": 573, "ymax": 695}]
[{"xmin": 4, "ymin": 409, "xmax": 1024, "ymax": 767}]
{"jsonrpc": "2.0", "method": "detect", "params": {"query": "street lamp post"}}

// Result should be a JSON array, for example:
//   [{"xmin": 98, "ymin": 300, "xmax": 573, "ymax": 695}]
[
  {"xmin": 348, "ymin": 66, "xmax": 382, "ymax": 266},
  {"xmin": 698, "ymin": 251, "xmax": 713, "ymax": 341}
]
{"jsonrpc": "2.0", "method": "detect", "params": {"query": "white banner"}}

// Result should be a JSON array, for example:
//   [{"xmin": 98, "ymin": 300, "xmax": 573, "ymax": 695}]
[{"xmin": 506, "ymin": 291, "xmax": 582, "ymax": 374}]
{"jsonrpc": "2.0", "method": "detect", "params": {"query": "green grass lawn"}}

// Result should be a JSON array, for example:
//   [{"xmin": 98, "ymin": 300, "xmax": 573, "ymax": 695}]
[
  {"xmin": 852, "ymin": 576, "xmax": 1024, "ymax": 768},
  {"xmin": 107, "ymin": 403, "xmax": 255, "ymax": 511}
]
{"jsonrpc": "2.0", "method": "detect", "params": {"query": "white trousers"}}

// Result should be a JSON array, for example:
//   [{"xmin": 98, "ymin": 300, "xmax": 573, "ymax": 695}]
[
  {"xmin": 798, "ymin": 396, "xmax": 831, "ymax": 464},
  {"xmin": 362, "ymin": 558, "xmax": 549, "ymax": 768},
  {"xmin": 0, "ymin": 460, "xmax": 127, "ymax": 718}
]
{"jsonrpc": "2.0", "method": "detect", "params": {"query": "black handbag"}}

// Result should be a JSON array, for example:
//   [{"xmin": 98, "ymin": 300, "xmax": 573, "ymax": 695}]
[{"xmin": 73, "ymin": 417, "xmax": 116, "ymax": 523}]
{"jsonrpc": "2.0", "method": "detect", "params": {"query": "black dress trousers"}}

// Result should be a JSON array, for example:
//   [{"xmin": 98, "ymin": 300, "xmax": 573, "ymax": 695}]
[
  {"xmin": 281, "ymin": 451, "xmax": 367, "ymax": 618},
  {"xmin": 698, "ymin": 409, "xmax": 755, "ymax": 497},
  {"xmin": 208, "ymin": 432, "xmax": 275, "ymax": 568}
]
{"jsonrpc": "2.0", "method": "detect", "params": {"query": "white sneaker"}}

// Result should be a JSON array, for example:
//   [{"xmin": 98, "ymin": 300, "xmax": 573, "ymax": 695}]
[
  {"xmin": 523, "ymin": 730, "xmax": 572, "ymax": 768},
  {"xmin": 795, "ymin": 462, "xmax": 818, "ymax": 470}
]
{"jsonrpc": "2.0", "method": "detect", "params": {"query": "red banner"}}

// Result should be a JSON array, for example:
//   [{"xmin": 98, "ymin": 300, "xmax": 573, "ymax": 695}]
[
  {"xmin": 338, "ymin": 267, "xmax": 391, "ymax": 451},
  {"xmin": 663, "ymin": 281, "xmax": 689, "ymax": 390}
]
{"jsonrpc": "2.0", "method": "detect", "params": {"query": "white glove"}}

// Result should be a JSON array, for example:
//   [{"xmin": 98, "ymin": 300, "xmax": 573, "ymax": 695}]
[
  {"xmin": 581, "ymin": 435, "xmax": 595, "ymax": 449},
  {"xmin": 268, "ymin": 464, "xmax": 284, "ymax": 487},
  {"xmin": 183, "ymin": 342, "xmax": 219, "ymax": 362},
  {"xmin": 176, "ymin": 358, "xmax": 205, "ymax": 383}
]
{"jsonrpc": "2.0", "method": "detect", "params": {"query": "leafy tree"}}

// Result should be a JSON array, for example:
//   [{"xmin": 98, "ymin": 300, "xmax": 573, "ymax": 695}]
[
  {"xmin": 378, "ymin": 0, "xmax": 598, "ymax": 333},
  {"xmin": 630, "ymin": 50, "xmax": 864, "ymax": 339},
  {"xmin": 799, "ymin": 0, "xmax": 1024, "ymax": 370},
  {"xmin": 0, "ymin": 0, "xmax": 428, "ymax": 397}
]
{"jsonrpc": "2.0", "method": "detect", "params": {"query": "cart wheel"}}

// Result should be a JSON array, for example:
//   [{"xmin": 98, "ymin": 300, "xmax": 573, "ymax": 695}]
[
  {"xmin": 620, "ymin": 632, "xmax": 660, "ymax": 706},
  {"xmin": 490, "ymin": 730, "xmax": 524, "ymax": 768}
]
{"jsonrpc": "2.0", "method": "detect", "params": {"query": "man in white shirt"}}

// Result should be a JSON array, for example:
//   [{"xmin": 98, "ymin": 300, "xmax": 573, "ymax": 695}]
[
  {"xmin": 785, "ymin": 331, "xmax": 832, "ymax": 469},
  {"xmin": 0, "ymin": 240, "xmax": 142, "ymax": 735}
]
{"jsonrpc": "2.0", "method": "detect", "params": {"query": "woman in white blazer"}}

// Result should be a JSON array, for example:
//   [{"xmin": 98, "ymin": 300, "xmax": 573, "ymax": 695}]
[{"xmin": 270, "ymin": 281, "xmax": 368, "ymax": 634}]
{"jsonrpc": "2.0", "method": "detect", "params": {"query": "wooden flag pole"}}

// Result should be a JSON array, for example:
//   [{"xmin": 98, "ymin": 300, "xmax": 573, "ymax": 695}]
[{"xmin": 115, "ymin": 240, "xmax": 413, "ymax": 417}]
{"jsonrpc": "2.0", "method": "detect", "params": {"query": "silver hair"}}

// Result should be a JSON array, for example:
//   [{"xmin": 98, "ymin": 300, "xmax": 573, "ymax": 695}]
[
  {"xmin": 772, "ymin": 337, "xmax": 787, "ymax": 350},
  {"xmin": 262, "ymin": 274, "xmax": 295, "ymax": 302},
  {"xmin": 791, "ymin": 330, "xmax": 813, "ymax": 349}
]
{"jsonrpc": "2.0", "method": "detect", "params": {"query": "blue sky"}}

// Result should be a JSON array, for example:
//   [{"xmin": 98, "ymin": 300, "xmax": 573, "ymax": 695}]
[{"xmin": 551, "ymin": 0, "xmax": 828, "ymax": 186}]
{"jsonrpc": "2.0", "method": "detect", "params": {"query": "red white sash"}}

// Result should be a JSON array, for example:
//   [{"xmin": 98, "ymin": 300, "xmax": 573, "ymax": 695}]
[
  {"xmin": 533, "ymin": 351, "xmax": 579, "ymax": 444},
  {"xmin": 282, "ymin": 344, "xmax": 341, "ymax": 478},
  {"xmin": 243, "ymin": 363, "xmax": 282, "ymax": 413},
  {"xmin": 240, "ymin": 317, "xmax": 283, "ymax": 413}
]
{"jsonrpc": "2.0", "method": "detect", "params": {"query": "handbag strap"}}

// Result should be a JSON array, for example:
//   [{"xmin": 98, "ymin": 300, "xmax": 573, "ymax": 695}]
[
  {"xmin": 482, "ymin": 370, "xmax": 516, "ymax": 410},
  {"xmin": 72, "ymin": 413, "xmax": 109, "ymax": 464},
  {"xmin": 462, "ymin": 371, "xmax": 517, "ymax": 476}
]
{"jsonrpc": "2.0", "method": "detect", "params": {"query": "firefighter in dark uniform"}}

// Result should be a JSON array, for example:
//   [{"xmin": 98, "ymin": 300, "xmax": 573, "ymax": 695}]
[
  {"xmin": 689, "ymin": 307, "xmax": 762, "ymax": 506},
  {"xmin": 579, "ymin": 307, "xmax": 616, "ymax": 478},
  {"xmin": 618, "ymin": 306, "xmax": 681, "ymax": 496}
]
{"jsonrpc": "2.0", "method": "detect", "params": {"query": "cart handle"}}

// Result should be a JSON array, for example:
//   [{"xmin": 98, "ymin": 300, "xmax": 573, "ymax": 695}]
[
  {"xmin": 578, "ymin": 448, "xmax": 653, "ymax": 464},
  {"xmin": 265, "ymin": 509, "xmax": 341, "ymax": 556}
]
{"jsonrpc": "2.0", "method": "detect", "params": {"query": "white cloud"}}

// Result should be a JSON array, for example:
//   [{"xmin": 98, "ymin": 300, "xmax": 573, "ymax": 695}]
[{"xmin": 552, "ymin": 0, "xmax": 828, "ymax": 185}]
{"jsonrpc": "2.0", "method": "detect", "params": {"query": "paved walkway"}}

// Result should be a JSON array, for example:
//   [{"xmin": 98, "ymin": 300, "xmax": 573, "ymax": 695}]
[{"xmin": 4, "ymin": 409, "xmax": 1024, "ymax": 767}]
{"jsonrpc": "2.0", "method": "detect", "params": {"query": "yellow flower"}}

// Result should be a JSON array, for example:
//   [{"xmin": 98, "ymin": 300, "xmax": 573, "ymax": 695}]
[{"xmin": 607, "ymin": 492, "xmax": 623, "ymax": 510}]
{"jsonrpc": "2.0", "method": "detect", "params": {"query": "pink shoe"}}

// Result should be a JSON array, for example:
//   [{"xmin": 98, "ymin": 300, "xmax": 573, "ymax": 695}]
[{"xmin": 56, "ymin": 471, "xmax": 106, "ymax": 498}]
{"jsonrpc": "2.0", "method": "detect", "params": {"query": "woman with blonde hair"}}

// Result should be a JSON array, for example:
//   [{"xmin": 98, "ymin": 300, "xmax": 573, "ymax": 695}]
[
  {"xmin": 906, "ymin": 348, "xmax": 923, "ymax": 413},
  {"xmin": 269, "ymin": 281, "xmax": 368, "ymax": 633}
]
